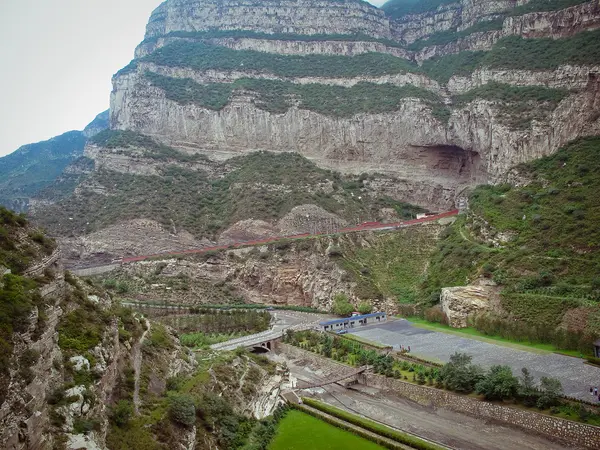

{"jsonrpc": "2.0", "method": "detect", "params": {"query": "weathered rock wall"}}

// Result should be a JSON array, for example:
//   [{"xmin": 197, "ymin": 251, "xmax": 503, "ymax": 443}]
[
  {"xmin": 136, "ymin": 36, "xmax": 412, "ymax": 59},
  {"xmin": 145, "ymin": 0, "xmax": 391, "ymax": 40},
  {"xmin": 110, "ymin": 65, "xmax": 600, "ymax": 189},
  {"xmin": 390, "ymin": 0, "xmax": 517, "ymax": 44},
  {"xmin": 503, "ymin": 0, "xmax": 600, "ymax": 38}
]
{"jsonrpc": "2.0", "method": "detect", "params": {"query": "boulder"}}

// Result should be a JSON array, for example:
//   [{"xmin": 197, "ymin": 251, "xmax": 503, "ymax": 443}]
[{"xmin": 440, "ymin": 285, "xmax": 493, "ymax": 328}]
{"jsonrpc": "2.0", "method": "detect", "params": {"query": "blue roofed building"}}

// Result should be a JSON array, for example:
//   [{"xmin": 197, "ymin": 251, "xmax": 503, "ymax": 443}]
[{"xmin": 319, "ymin": 312, "xmax": 387, "ymax": 332}]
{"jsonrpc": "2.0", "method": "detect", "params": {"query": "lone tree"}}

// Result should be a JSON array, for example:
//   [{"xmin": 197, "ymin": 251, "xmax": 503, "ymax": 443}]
[
  {"xmin": 537, "ymin": 377, "xmax": 563, "ymax": 409},
  {"xmin": 439, "ymin": 352, "xmax": 484, "ymax": 393},
  {"xmin": 475, "ymin": 365, "xmax": 519, "ymax": 401}
]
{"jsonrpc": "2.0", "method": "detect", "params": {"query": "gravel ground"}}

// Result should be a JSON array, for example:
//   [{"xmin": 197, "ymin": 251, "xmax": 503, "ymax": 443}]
[{"xmin": 350, "ymin": 319, "xmax": 600, "ymax": 401}]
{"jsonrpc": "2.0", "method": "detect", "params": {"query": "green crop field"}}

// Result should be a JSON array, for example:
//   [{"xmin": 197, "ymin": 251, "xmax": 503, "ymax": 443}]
[{"xmin": 268, "ymin": 410, "xmax": 385, "ymax": 450}]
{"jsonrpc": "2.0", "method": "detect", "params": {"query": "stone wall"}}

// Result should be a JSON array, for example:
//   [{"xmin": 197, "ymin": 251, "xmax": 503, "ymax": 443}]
[{"xmin": 364, "ymin": 373, "xmax": 600, "ymax": 450}]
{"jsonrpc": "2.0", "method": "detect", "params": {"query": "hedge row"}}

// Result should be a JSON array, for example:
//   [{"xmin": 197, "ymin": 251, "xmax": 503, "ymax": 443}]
[{"xmin": 301, "ymin": 398, "xmax": 446, "ymax": 450}]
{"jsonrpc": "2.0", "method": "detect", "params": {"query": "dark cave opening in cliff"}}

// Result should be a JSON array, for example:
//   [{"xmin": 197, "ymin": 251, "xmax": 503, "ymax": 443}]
[{"xmin": 413, "ymin": 144, "xmax": 482, "ymax": 182}]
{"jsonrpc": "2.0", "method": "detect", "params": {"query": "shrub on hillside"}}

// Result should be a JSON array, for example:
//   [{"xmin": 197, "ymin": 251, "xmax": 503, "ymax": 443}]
[
  {"xmin": 169, "ymin": 394, "xmax": 196, "ymax": 427},
  {"xmin": 357, "ymin": 302, "xmax": 373, "ymax": 315},
  {"xmin": 331, "ymin": 293, "xmax": 354, "ymax": 316}
]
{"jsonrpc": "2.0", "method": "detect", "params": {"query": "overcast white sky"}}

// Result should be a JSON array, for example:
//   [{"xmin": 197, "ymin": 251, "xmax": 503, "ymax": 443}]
[{"xmin": 0, "ymin": 0, "xmax": 387, "ymax": 157}]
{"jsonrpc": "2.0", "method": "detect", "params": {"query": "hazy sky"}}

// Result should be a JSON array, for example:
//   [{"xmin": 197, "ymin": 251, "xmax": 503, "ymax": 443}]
[{"xmin": 0, "ymin": 0, "xmax": 386, "ymax": 157}]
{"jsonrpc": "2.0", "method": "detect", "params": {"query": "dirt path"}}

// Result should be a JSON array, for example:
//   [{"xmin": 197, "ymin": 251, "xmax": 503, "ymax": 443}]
[{"xmin": 133, "ymin": 318, "xmax": 150, "ymax": 415}]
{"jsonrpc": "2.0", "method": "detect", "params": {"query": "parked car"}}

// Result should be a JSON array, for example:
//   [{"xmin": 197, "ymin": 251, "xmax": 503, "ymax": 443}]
[{"xmin": 336, "ymin": 330, "xmax": 348, "ymax": 335}]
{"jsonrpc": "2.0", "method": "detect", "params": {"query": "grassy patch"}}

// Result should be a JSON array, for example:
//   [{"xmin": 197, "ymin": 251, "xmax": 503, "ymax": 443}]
[
  {"xmin": 403, "ymin": 317, "xmax": 587, "ymax": 355},
  {"xmin": 302, "ymin": 398, "xmax": 446, "ymax": 450},
  {"xmin": 269, "ymin": 409, "xmax": 385, "ymax": 450},
  {"xmin": 57, "ymin": 307, "xmax": 106, "ymax": 353},
  {"xmin": 340, "ymin": 333, "xmax": 391, "ymax": 349},
  {"xmin": 90, "ymin": 130, "xmax": 207, "ymax": 163}
]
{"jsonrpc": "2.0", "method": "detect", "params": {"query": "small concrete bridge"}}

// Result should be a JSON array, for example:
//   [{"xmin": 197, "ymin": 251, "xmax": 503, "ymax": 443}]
[{"xmin": 209, "ymin": 322, "xmax": 314, "ymax": 352}]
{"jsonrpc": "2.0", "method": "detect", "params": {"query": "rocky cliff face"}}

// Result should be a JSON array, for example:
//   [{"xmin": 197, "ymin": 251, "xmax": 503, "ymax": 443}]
[
  {"xmin": 107, "ymin": 0, "xmax": 600, "ymax": 213},
  {"xmin": 144, "ymin": 0, "xmax": 392, "ymax": 41}
]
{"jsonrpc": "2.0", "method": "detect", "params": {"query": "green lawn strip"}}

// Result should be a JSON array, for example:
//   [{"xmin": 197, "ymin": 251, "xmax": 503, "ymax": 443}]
[
  {"xmin": 269, "ymin": 409, "xmax": 386, "ymax": 450},
  {"xmin": 403, "ymin": 317, "xmax": 586, "ymax": 356},
  {"xmin": 301, "ymin": 398, "xmax": 446, "ymax": 450}
]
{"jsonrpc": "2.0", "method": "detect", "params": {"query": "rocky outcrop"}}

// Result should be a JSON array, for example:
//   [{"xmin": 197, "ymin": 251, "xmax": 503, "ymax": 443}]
[
  {"xmin": 119, "ymin": 241, "xmax": 356, "ymax": 310},
  {"xmin": 440, "ymin": 284, "xmax": 497, "ymax": 327},
  {"xmin": 84, "ymin": 143, "xmax": 217, "ymax": 176},
  {"xmin": 110, "ymin": 64, "xmax": 600, "ymax": 188},
  {"xmin": 448, "ymin": 65, "xmax": 600, "ymax": 94},
  {"xmin": 503, "ymin": 0, "xmax": 600, "ymax": 38},
  {"xmin": 144, "ymin": 0, "xmax": 392, "ymax": 41},
  {"xmin": 390, "ymin": 0, "xmax": 516, "ymax": 44}
]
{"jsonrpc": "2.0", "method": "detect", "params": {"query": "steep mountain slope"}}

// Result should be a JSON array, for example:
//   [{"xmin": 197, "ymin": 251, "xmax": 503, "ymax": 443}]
[
  {"xmin": 109, "ymin": 0, "xmax": 600, "ymax": 211},
  {"xmin": 0, "ymin": 207, "xmax": 284, "ymax": 450},
  {"xmin": 32, "ymin": 129, "xmax": 425, "ymax": 266},
  {"xmin": 104, "ymin": 137, "xmax": 600, "ymax": 354},
  {"xmin": 422, "ymin": 136, "xmax": 600, "ymax": 351},
  {"xmin": 0, "ymin": 111, "xmax": 109, "ymax": 213}
]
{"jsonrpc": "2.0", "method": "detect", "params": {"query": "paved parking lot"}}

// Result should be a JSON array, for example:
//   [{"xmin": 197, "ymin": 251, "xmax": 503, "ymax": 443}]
[{"xmin": 350, "ymin": 319, "xmax": 600, "ymax": 401}]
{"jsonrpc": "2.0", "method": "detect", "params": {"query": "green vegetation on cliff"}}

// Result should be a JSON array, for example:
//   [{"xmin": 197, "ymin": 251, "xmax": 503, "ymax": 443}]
[
  {"xmin": 423, "ymin": 29, "xmax": 600, "ymax": 82},
  {"xmin": 339, "ymin": 225, "xmax": 442, "ymax": 302},
  {"xmin": 140, "ymin": 29, "xmax": 405, "ymax": 48},
  {"xmin": 0, "ymin": 208, "xmax": 57, "ymax": 403},
  {"xmin": 509, "ymin": 0, "xmax": 592, "ymax": 16},
  {"xmin": 383, "ymin": 0, "xmax": 590, "ymax": 21},
  {"xmin": 382, "ymin": 0, "xmax": 455, "ymax": 19},
  {"xmin": 142, "ymin": 40, "xmax": 418, "ymax": 77},
  {"xmin": 145, "ymin": 72, "xmax": 445, "ymax": 118},
  {"xmin": 90, "ymin": 130, "xmax": 207, "ymax": 163},
  {"xmin": 35, "ymin": 151, "xmax": 420, "ymax": 239},
  {"xmin": 453, "ymin": 82, "xmax": 570, "ymax": 129},
  {"xmin": 422, "ymin": 137, "xmax": 600, "ymax": 351},
  {"xmin": 407, "ymin": 18, "xmax": 504, "ymax": 51}
]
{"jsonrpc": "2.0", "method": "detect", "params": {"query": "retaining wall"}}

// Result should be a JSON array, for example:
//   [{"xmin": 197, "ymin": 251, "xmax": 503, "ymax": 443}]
[
  {"xmin": 365, "ymin": 373, "xmax": 600, "ymax": 449},
  {"xmin": 70, "ymin": 264, "xmax": 120, "ymax": 277}
]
